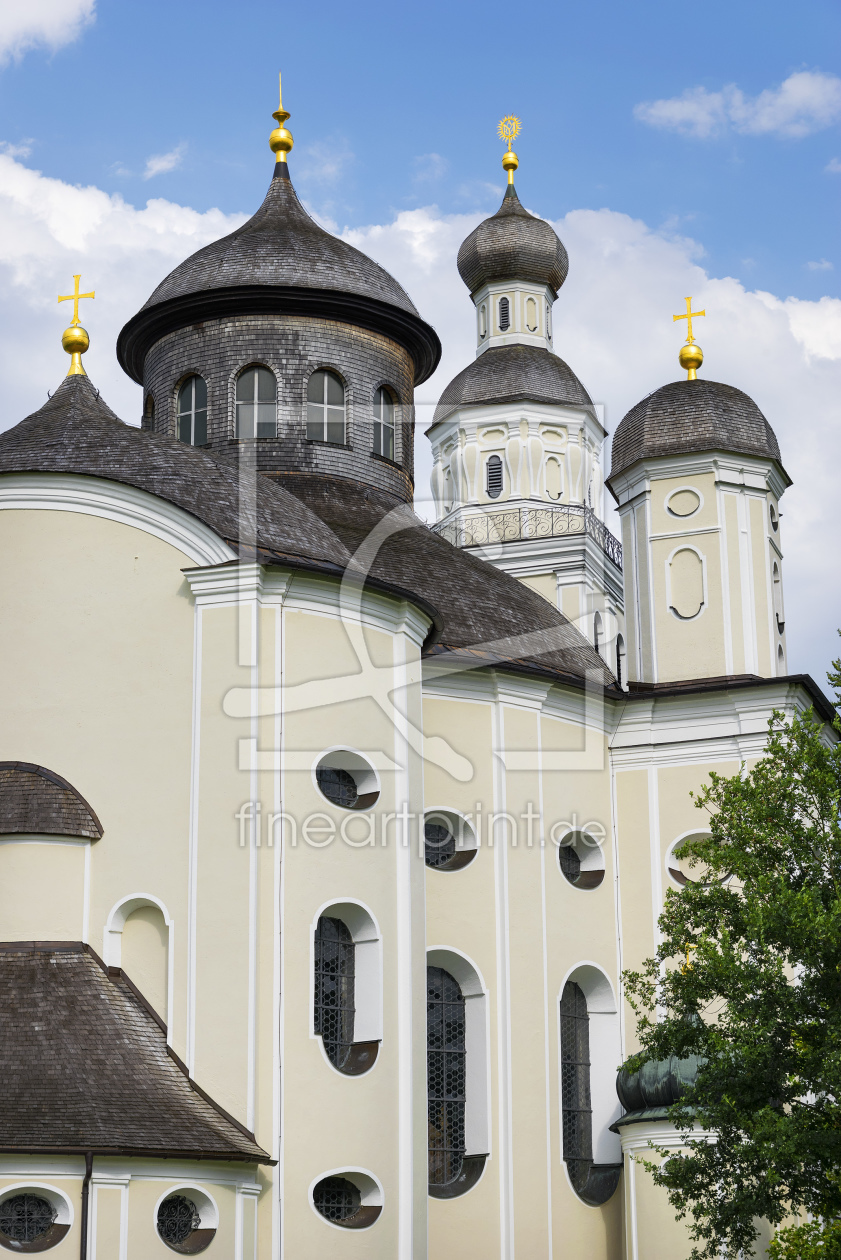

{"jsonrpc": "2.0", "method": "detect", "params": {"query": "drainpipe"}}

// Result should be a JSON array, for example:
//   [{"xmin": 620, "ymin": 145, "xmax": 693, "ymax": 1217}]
[{"xmin": 79, "ymin": 1152, "xmax": 93, "ymax": 1260}]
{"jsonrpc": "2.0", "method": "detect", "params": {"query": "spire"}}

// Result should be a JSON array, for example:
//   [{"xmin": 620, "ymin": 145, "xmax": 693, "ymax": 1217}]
[
  {"xmin": 673, "ymin": 296, "xmax": 706, "ymax": 380},
  {"xmin": 57, "ymin": 274, "xmax": 95, "ymax": 376},
  {"xmin": 269, "ymin": 72, "xmax": 294, "ymax": 164},
  {"xmin": 498, "ymin": 114, "xmax": 521, "ymax": 187}
]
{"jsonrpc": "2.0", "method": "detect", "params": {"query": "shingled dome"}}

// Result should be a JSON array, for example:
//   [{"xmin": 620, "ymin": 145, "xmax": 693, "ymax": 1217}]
[
  {"xmin": 608, "ymin": 378, "xmax": 787, "ymax": 487},
  {"xmin": 117, "ymin": 164, "xmax": 441, "ymax": 386},
  {"xmin": 430, "ymin": 343, "xmax": 591, "ymax": 428},
  {"xmin": 457, "ymin": 185, "xmax": 569, "ymax": 298},
  {"xmin": 0, "ymin": 762, "xmax": 102, "ymax": 840}
]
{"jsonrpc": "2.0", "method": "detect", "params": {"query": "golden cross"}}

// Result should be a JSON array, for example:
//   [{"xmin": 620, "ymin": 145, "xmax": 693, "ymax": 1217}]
[
  {"xmin": 673, "ymin": 296, "xmax": 705, "ymax": 344},
  {"xmin": 58, "ymin": 274, "xmax": 95, "ymax": 326}
]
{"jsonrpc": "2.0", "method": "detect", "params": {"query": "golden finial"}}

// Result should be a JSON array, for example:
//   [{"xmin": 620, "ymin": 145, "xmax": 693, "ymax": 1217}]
[
  {"xmin": 270, "ymin": 72, "xmax": 293, "ymax": 164},
  {"xmin": 58, "ymin": 274, "xmax": 95, "ymax": 377},
  {"xmin": 673, "ymin": 296, "xmax": 706, "ymax": 380},
  {"xmin": 498, "ymin": 115, "xmax": 521, "ymax": 185}
]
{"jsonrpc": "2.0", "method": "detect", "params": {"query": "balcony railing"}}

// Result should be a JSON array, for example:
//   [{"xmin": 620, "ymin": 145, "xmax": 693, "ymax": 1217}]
[{"xmin": 433, "ymin": 503, "xmax": 623, "ymax": 569}]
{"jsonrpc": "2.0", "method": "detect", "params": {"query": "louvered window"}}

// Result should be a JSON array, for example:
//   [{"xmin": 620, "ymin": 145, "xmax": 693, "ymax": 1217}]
[
  {"xmin": 498, "ymin": 296, "xmax": 511, "ymax": 331},
  {"xmin": 236, "ymin": 366, "xmax": 276, "ymax": 438},
  {"xmin": 561, "ymin": 981, "xmax": 593, "ymax": 1192},
  {"xmin": 427, "ymin": 966, "xmax": 466, "ymax": 1186},
  {"xmin": 177, "ymin": 375, "xmax": 207, "ymax": 446},
  {"xmin": 487, "ymin": 455, "xmax": 503, "ymax": 499},
  {"xmin": 314, "ymin": 916, "xmax": 355, "ymax": 1069}
]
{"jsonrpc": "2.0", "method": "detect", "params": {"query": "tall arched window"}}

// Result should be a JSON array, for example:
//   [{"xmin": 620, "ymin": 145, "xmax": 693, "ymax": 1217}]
[
  {"xmin": 144, "ymin": 394, "xmax": 155, "ymax": 427},
  {"xmin": 314, "ymin": 916, "xmax": 355, "ymax": 1069},
  {"xmin": 498, "ymin": 296, "xmax": 511, "ymax": 332},
  {"xmin": 177, "ymin": 376, "xmax": 207, "ymax": 446},
  {"xmin": 486, "ymin": 455, "xmax": 503, "ymax": 499},
  {"xmin": 772, "ymin": 561, "xmax": 784, "ymax": 634},
  {"xmin": 307, "ymin": 369, "xmax": 346, "ymax": 444},
  {"xmin": 593, "ymin": 612, "xmax": 603, "ymax": 657},
  {"xmin": 235, "ymin": 366, "xmax": 276, "ymax": 439},
  {"xmin": 373, "ymin": 386, "xmax": 395, "ymax": 461},
  {"xmin": 560, "ymin": 980, "xmax": 592, "ymax": 1194},
  {"xmin": 616, "ymin": 634, "xmax": 626, "ymax": 687},
  {"xmin": 427, "ymin": 966, "xmax": 466, "ymax": 1187}
]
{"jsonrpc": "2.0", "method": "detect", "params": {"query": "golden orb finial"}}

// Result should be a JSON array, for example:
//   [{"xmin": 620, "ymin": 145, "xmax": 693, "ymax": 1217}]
[
  {"xmin": 498, "ymin": 115, "xmax": 521, "ymax": 185},
  {"xmin": 58, "ymin": 274, "xmax": 95, "ymax": 376},
  {"xmin": 270, "ymin": 72, "xmax": 293, "ymax": 163},
  {"xmin": 673, "ymin": 296, "xmax": 706, "ymax": 380}
]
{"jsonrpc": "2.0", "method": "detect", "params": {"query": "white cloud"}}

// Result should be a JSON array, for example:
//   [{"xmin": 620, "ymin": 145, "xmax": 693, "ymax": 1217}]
[
  {"xmin": 294, "ymin": 139, "xmax": 354, "ymax": 187},
  {"xmin": 0, "ymin": 141, "xmax": 34, "ymax": 159},
  {"xmin": 412, "ymin": 153, "xmax": 449, "ymax": 183},
  {"xmin": 826, "ymin": 157, "xmax": 841, "ymax": 173},
  {"xmin": 0, "ymin": 151, "xmax": 838, "ymax": 684},
  {"xmin": 635, "ymin": 70, "xmax": 841, "ymax": 139},
  {"xmin": 0, "ymin": 0, "xmax": 94, "ymax": 64},
  {"xmin": 806, "ymin": 258, "xmax": 834, "ymax": 272},
  {"xmin": 143, "ymin": 144, "xmax": 186, "ymax": 180}
]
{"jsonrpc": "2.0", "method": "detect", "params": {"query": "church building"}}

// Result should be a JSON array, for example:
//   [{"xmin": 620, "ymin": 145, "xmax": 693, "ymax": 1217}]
[{"xmin": 0, "ymin": 89, "xmax": 829, "ymax": 1260}]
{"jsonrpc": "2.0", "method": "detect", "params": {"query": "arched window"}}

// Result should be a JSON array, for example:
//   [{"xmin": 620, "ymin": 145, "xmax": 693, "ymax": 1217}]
[
  {"xmin": 427, "ymin": 966, "xmax": 466, "ymax": 1188},
  {"xmin": 478, "ymin": 304, "xmax": 487, "ymax": 339},
  {"xmin": 772, "ymin": 561, "xmax": 784, "ymax": 634},
  {"xmin": 235, "ymin": 366, "xmax": 276, "ymax": 439},
  {"xmin": 778, "ymin": 643, "xmax": 786, "ymax": 674},
  {"xmin": 546, "ymin": 303, "xmax": 552, "ymax": 340},
  {"xmin": 593, "ymin": 611, "xmax": 603, "ymax": 657},
  {"xmin": 498, "ymin": 296, "xmax": 511, "ymax": 332},
  {"xmin": 616, "ymin": 634, "xmax": 626, "ymax": 687},
  {"xmin": 769, "ymin": 503, "xmax": 779, "ymax": 532},
  {"xmin": 314, "ymin": 916, "xmax": 355, "ymax": 1070},
  {"xmin": 177, "ymin": 376, "xmax": 207, "ymax": 446},
  {"xmin": 561, "ymin": 981, "xmax": 592, "ymax": 1193},
  {"xmin": 307, "ymin": 369, "xmax": 346, "ymax": 444},
  {"xmin": 373, "ymin": 387, "xmax": 395, "ymax": 461},
  {"xmin": 486, "ymin": 455, "xmax": 503, "ymax": 499},
  {"xmin": 525, "ymin": 296, "xmax": 538, "ymax": 332},
  {"xmin": 144, "ymin": 394, "xmax": 155, "ymax": 427}
]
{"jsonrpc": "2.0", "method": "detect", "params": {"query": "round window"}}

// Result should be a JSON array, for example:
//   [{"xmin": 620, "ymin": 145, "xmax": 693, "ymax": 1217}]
[
  {"xmin": 311, "ymin": 1172, "xmax": 382, "ymax": 1230},
  {"xmin": 0, "ymin": 1193, "xmax": 67, "ymax": 1252},
  {"xmin": 667, "ymin": 834, "xmax": 727, "ymax": 887},
  {"xmin": 315, "ymin": 751, "xmax": 379, "ymax": 811},
  {"xmin": 556, "ymin": 829, "xmax": 605, "ymax": 889},
  {"xmin": 156, "ymin": 1193, "xmax": 216, "ymax": 1255},
  {"xmin": 423, "ymin": 810, "xmax": 477, "ymax": 872}
]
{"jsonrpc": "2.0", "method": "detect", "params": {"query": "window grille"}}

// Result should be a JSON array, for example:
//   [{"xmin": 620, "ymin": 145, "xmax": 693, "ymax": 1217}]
[
  {"xmin": 236, "ymin": 366, "xmax": 277, "ymax": 438},
  {"xmin": 314, "ymin": 916, "xmax": 355, "ymax": 1069},
  {"xmin": 177, "ymin": 376, "xmax": 207, "ymax": 446},
  {"xmin": 561, "ymin": 981, "xmax": 593, "ymax": 1192},
  {"xmin": 156, "ymin": 1196, "xmax": 201, "ymax": 1246},
  {"xmin": 307, "ymin": 369, "xmax": 346, "ymax": 444},
  {"xmin": 424, "ymin": 820, "xmax": 456, "ymax": 869},
  {"xmin": 427, "ymin": 966, "xmax": 466, "ymax": 1186},
  {"xmin": 498, "ymin": 296, "xmax": 511, "ymax": 331},
  {"xmin": 487, "ymin": 455, "xmax": 503, "ymax": 499},
  {"xmin": 316, "ymin": 765, "xmax": 358, "ymax": 809},
  {"xmin": 312, "ymin": 1176, "xmax": 361, "ymax": 1223},
  {"xmin": 559, "ymin": 842, "xmax": 582, "ymax": 884},
  {"xmin": 373, "ymin": 386, "xmax": 395, "ymax": 460},
  {"xmin": 0, "ymin": 1194, "xmax": 56, "ymax": 1244}
]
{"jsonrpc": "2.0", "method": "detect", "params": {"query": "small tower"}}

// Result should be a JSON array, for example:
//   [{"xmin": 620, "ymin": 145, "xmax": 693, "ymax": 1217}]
[
  {"xmin": 428, "ymin": 120, "xmax": 624, "ymax": 674},
  {"xmin": 606, "ymin": 304, "xmax": 791, "ymax": 686}
]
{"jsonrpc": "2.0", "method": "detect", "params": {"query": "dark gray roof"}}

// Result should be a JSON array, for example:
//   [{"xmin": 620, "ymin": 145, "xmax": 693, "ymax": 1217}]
[
  {"xmin": 430, "ymin": 344, "xmax": 592, "ymax": 428},
  {"xmin": 0, "ymin": 763, "xmax": 102, "ymax": 839},
  {"xmin": 0, "ymin": 945, "xmax": 269, "ymax": 1160},
  {"xmin": 608, "ymin": 378, "xmax": 787, "ymax": 487},
  {"xmin": 1, "ymin": 375, "xmax": 614, "ymax": 690},
  {"xmin": 613, "ymin": 1052, "xmax": 703, "ymax": 1128},
  {"xmin": 457, "ymin": 185, "xmax": 569, "ymax": 297},
  {"xmin": 117, "ymin": 164, "xmax": 441, "ymax": 386}
]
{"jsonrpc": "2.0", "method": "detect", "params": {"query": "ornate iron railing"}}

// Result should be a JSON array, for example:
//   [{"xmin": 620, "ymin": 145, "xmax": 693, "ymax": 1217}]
[{"xmin": 433, "ymin": 504, "xmax": 622, "ymax": 569}]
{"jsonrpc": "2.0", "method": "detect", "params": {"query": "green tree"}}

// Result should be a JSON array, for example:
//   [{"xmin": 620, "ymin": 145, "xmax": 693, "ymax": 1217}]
[{"xmin": 623, "ymin": 701, "xmax": 841, "ymax": 1260}]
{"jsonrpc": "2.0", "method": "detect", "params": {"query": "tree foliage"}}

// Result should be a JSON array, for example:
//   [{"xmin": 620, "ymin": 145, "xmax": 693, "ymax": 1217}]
[{"xmin": 623, "ymin": 705, "xmax": 841, "ymax": 1259}]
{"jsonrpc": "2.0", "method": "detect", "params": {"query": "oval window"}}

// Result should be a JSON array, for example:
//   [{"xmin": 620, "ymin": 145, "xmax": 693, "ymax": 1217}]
[
  {"xmin": 667, "ymin": 833, "xmax": 727, "ymax": 887},
  {"xmin": 669, "ymin": 548, "xmax": 704, "ymax": 620},
  {"xmin": 666, "ymin": 488, "xmax": 701, "ymax": 518},
  {"xmin": 156, "ymin": 1193, "xmax": 216, "ymax": 1254},
  {"xmin": 315, "ymin": 751, "xmax": 379, "ymax": 811},
  {"xmin": 312, "ymin": 1172, "xmax": 382, "ymax": 1229},
  {"xmin": 557, "ymin": 830, "xmax": 605, "ymax": 890},
  {"xmin": 0, "ymin": 1192, "xmax": 69, "ymax": 1251}
]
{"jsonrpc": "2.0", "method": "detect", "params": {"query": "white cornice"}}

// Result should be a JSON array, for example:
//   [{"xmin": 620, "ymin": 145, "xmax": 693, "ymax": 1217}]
[
  {"xmin": 618, "ymin": 1121, "xmax": 716, "ymax": 1153},
  {"xmin": 609, "ymin": 451, "xmax": 789, "ymax": 507},
  {"xmin": 0, "ymin": 472, "xmax": 236, "ymax": 566}
]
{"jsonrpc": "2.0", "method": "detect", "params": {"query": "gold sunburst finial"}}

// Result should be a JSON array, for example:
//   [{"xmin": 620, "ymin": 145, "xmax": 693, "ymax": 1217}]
[
  {"xmin": 673, "ymin": 296, "xmax": 706, "ymax": 380},
  {"xmin": 58, "ymin": 274, "xmax": 95, "ymax": 376},
  {"xmin": 498, "ymin": 115, "xmax": 521, "ymax": 184},
  {"xmin": 270, "ymin": 72, "xmax": 294, "ymax": 163}
]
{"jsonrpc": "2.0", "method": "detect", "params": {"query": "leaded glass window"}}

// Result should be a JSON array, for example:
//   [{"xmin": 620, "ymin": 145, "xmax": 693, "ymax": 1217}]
[
  {"xmin": 0, "ymin": 1194, "xmax": 56, "ymax": 1244},
  {"xmin": 314, "ymin": 916, "xmax": 355, "ymax": 1069},
  {"xmin": 427, "ymin": 966, "xmax": 466, "ymax": 1186},
  {"xmin": 373, "ymin": 386, "xmax": 395, "ymax": 460},
  {"xmin": 157, "ymin": 1195, "xmax": 200, "ymax": 1247},
  {"xmin": 316, "ymin": 765, "xmax": 358, "ymax": 809},
  {"xmin": 559, "ymin": 842, "xmax": 582, "ymax": 884},
  {"xmin": 561, "ymin": 981, "xmax": 593, "ymax": 1192},
  {"xmin": 307, "ymin": 369, "xmax": 345, "ymax": 443},
  {"xmin": 424, "ymin": 819, "xmax": 456, "ymax": 870},
  {"xmin": 236, "ymin": 366, "xmax": 277, "ymax": 438},
  {"xmin": 312, "ymin": 1176, "xmax": 361, "ymax": 1223},
  {"xmin": 177, "ymin": 376, "xmax": 207, "ymax": 446},
  {"xmin": 487, "ymin": 454, "xmax": 503, "ymax": 499}
]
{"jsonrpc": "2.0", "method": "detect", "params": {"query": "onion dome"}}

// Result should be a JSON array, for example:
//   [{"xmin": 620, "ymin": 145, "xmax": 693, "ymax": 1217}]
[
  {"xmin": 117, "ymin": 163, "xmax": 441, "ymax": 386},
  {"xmin": 608, "ymin": 379, "xmax": 788, "ymax": 488},
  {"xmin": 430, "ymin": 343, "xmax": 591, "ymax": 429},
  {"xmin": 457, "ymin": 185, "xmax": 569, "ymax": 298},
  {"xmin": 613, "ymin": 1053, "xmax": 704, "ymax": 1127}
]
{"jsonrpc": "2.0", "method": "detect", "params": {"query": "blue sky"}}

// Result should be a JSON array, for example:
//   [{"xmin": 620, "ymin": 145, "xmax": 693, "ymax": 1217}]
[{"xmin": 2, "ymin": 0, "xmax": 839, "ymax": 303}]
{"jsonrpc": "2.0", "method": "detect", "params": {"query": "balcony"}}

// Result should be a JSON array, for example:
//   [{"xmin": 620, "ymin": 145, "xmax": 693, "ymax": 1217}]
[{"xmin": 433, "ymin": 503, "xmax": 622, "ymax": 570}]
